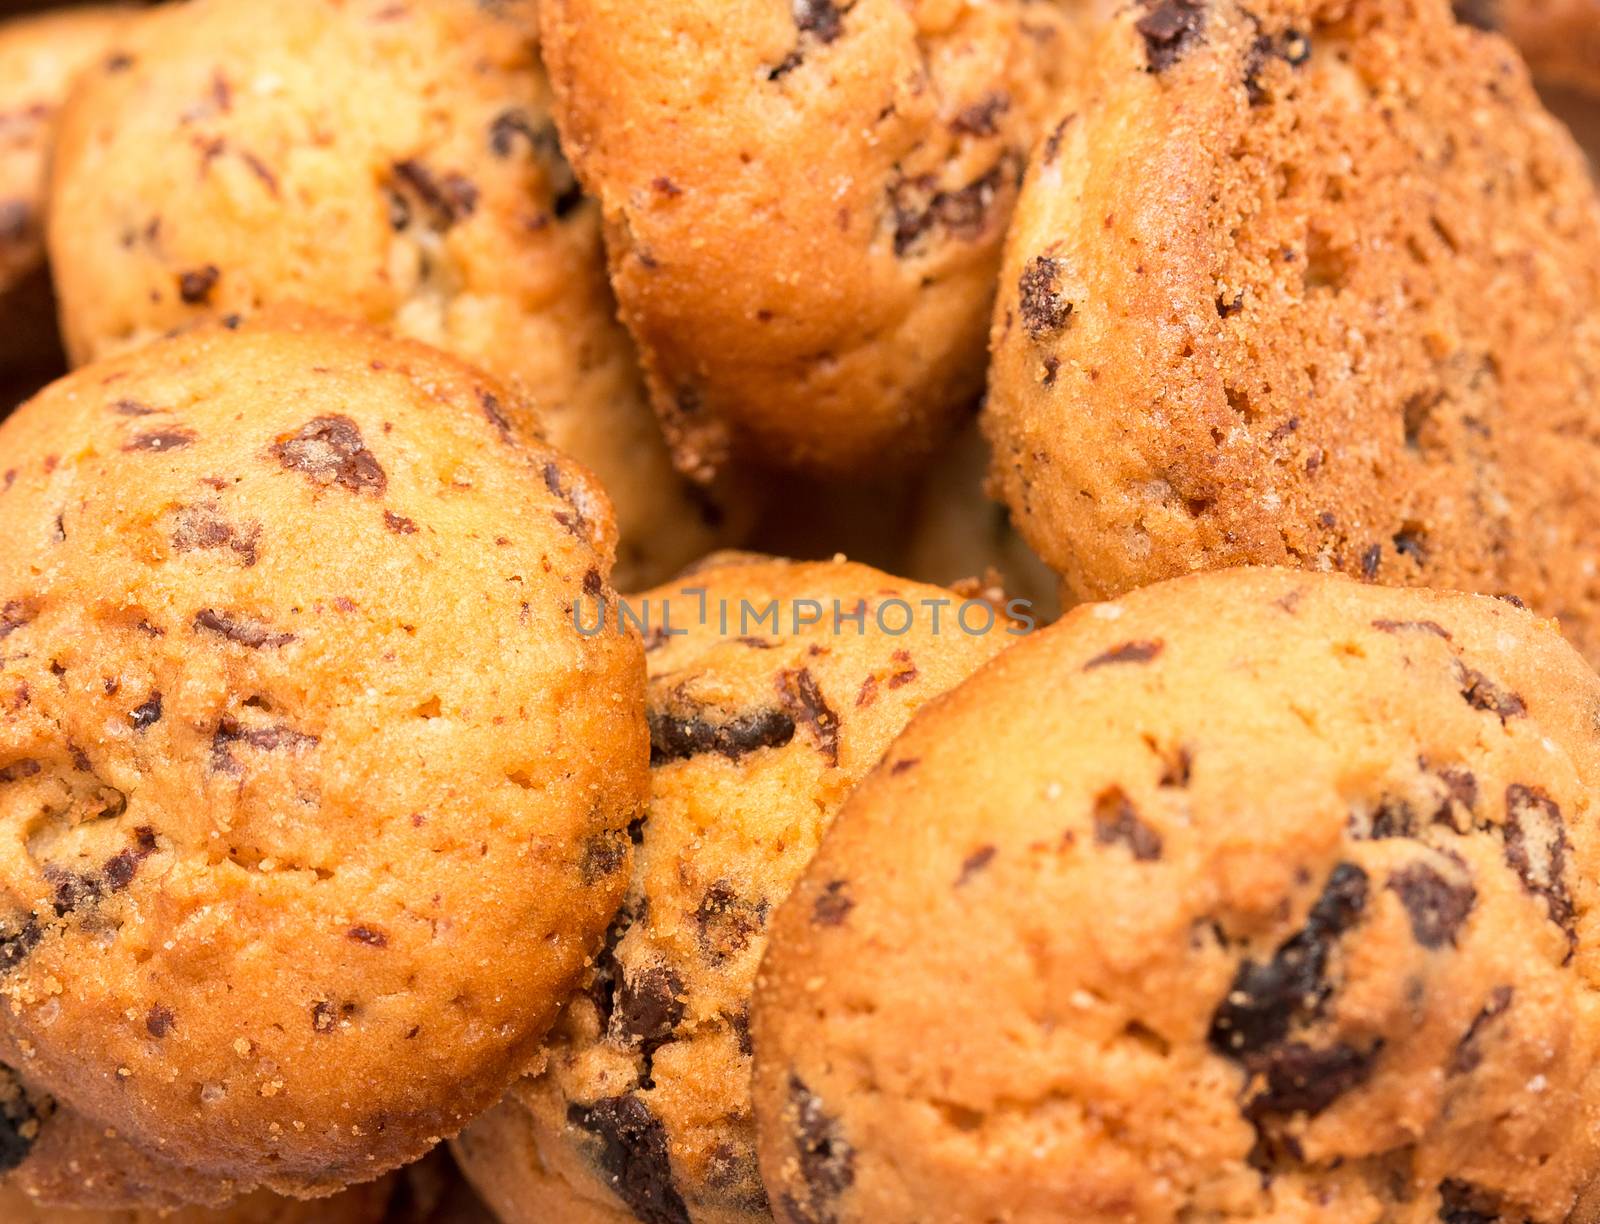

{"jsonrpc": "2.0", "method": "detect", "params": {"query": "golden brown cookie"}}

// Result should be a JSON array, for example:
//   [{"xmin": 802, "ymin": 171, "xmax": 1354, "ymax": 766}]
[
  {"xmin": 454, "ymin": 555, "xmax": 1018, "ymax": 1223},
  {"xmin": 0, "ymin": 6, "xmax": 127, "ymax": 378},
  {"xmin": 985, "ymin": 0, "xmax": 1600, "ymax": 660},
  {"xmin": 46, "ymin": 0, "xmax": 746, "ymax": 589},
  {"xmin": 754, "ymin": 567, "xmax": 1600, "ymax": 1223},
  {"xmin": 538, "ymin": 0, "xmax": 1076, "ymax": 478},
  {"xmin": 0, "ymin": 309, "xmax": 648, "ymax": 1198}
]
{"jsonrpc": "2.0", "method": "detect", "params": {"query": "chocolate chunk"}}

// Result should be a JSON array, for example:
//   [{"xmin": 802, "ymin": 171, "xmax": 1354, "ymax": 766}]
[
  {"xmin": 793, "ymin": 0, "xmax": 844, "ymax": 43},
  {"xmin": 1451, "ymin": 0, "xmax": 1498, "ymax": 29},
  {"xmin": 146, "ymin": 1005, "xmax": 175, "ymax": 1038},
  {"xmin": 178, "ymin": 265, "xmax": 220, "ymax": 304},
  {"xmin": 209, "ymin": 718, "xmax": 319, "ymax": 773},
  {"xmin": 0, "ymin": 759, "xmax": 41, "ymax": 785},
  {"xmin": 1438, "ymin": 1179, "xmax": 1508, "ymax": 1223},
  {"xmin": 1363, "ymin": 794, "xmax": 1418, "ymax": 839},
  {"xmin": 1208, "ymin": 863, "xmax": 1368, "ymax": 1057},
  {"xmin": 581, "ymin": 830, "xmax": 629, "ymax": 884},
  {"xmin": 0, "ymin": 600, "xmax": 34, "ymax": 641},
  {"xmin": 951, "ymin": 93, "xmax": 1010, "ymax": 138},
  {"xmin": 128, "ymin": 693, "xmax": 163, "ymax": 731},
  {"xmin": 956, "ymin": 845, "xmax": 998, "ymax": 885},
  {"xmin": 384, "ymin": 510, "xmax": 418, "ymax": 535},
  {"xmin": 0, "ymin": 917, "xmax": 42, "ymax": 971},
  {"xmin": 271, "ymin": 415, "xmax": 386, "ymax": 494},
  {"xmin": 170, "ymin": 502, "xmax": 260, "ymax": 566},
  {"xmin": 1217, "ymin": 292, "xmax": 1245, "ymax": 317},
  {"xmin": 1136, "ymin": 0, "xmax": 1206, "ymax": 72},
  {"xmin": 566, "ymin": 1095, "xmax": 691, "ymax": 1224},
  {"xmin": 778, "ymin": 668, "xmax": 840, "ymax": 766},
  {"xmin": 1372, "ymin": 618, "xmax": 1451, "ymax": 639},
  {"xmin": 784, "ymin": 1076, "xmax": 854, "ymax": 1224},
  {"xmin": 586, "ymin": 907, "xmax": 632, "ymax": 1030},
  {"xmin": 1084, "ymin": 639, "xmax": 1164, "ymax": 670},
  {"xmin": 0, "ymin": 1063, "xmax": 40, "ymax": 1174},
  {"xmin": 890, "ymin": 156, "xmax": 1017, "ymax": 256},
  {"xmin": 1242, "ymin": 28, "xmax": 1311, "ymax": 103},
  {"xmin": 390, "ymin": 160, "xmax": 478, "ymax": 227},
  {"xmin": 348, "ymin": 925, "xmax": 387, "ymax": 947},
  {"xmin": 648, "ymin": 705, "xmax": 795, "ymax": 765},
  {"xmin": 1017, "ymin": 256, "xmax": 1072, "ymax": 340},
  {"xmin": 1455, "ymin": 663, "xmax": 1525, "ymax": 723},
  {"xmin": 45, "ymin": 865, "xmax": 99, "ymax": 914},
  {"xmin": 1503, "ymin": 784, "xmax": 1574, "ymax": 946},
  {"xmin": 616, "ymin": 964, "xmax": 684, "ymax": 1048},
  {"xmin": 1093, "ymin": 788, "xmax": 1162, "ymax": 861},
  {"xmin": 1388, "ymin": 862, "xmax": 1475, "ymax": 948},
  {"xmin": 123, "ymin": 427, "xmax": 197, "ymax": 453},
  {"xmin": 479, "ymin": 390, "xmax": 512, "ymax": 439},
  {"xmin": 1244, "ymin": 1040, "xmax": 1379, "ymax": 1118},
  {"xmin": 488, "ymin": 108, "xmax": 538, "ymax": 158},
  {"xmin": 193, "ymin": 609, "xmax": 295, "ymax": 649},
  {"xmin": 812, "ymin": 880, "xmax": 854, "ymax": 927},
  {"xmin": 1450, "ymin": 985, "xmax": 1512, "ymax": 1074},
  {"xmin": 695, "ymin": 882, "xmax": 766, "ymax": 963}
]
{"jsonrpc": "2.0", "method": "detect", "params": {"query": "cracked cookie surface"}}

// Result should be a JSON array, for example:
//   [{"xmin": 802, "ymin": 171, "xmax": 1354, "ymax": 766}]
[
  {"xmin": 45, "ymin": 0, "xmax": 744, "ymax": 589},
  {"xmin": 539, "ymin": 0, "xmax": 1077, "ymax": 478},
  {"xmin": 984, "ymin": 0, "xmax": 1600, "ymax": 661},
  {"xmin": 753, "ymin": 567, "xmax": 1600, "ymax": 1223},
  {"xmin": 453, "ymin": 555, "xmax": 1015, "ymax": 1224},
  {"xmin": 0, "ymin": 308, "xmax": 648, "ymax": 1200}
]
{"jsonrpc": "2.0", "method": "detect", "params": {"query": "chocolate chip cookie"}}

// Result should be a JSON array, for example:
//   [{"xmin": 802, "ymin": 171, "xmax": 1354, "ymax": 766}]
[
  {"xmin": 0, "ymin": 1176, "xmax": 396, "ymax": 1224},
  {"xmin": 539, "ymin": 0, "xmax": 1076, "ymax": 478},
  {"xmin": 985, "ymin": 0, "xmax": 1600, "ymax": 660},
  {"xmin": 0, "ymin": 6, "xmax": 127, "ymax": 378},
  {"xmin": 453, "ymin": 555, "xmax": 1016, "ymax": 1223},
  {"xmin": 754, "ymin": 567, "xmax": 1600, "ymax": 1222},
  {"xmin": 0, "ymin": 308, "xmax": 648, "ymax": 1199},
  {"xmin": 46, "ymin": 0, "xmax": 746, "ymax": 589}
]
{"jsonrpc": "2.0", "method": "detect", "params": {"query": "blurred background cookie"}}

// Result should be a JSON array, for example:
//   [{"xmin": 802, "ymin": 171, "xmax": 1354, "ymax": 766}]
[
  {"xmin": 0, "ymin": 309, "xmax": 647, "ymax": 1201},
  {"xmin": 0, "ymin": 6, "xmax": 127, "ymax": 387},
  {"xmin": 986, "ymin": 0, "xmax": 1600, "ymax": 659},
  {"xmin": 539, "ymin": 0, "xmax": 1078, "ymax": 478},
  {"xmin": 45, "ymin": 0, "xmax": 748, "ymax": 589},
  {"xmin": 755, "ymin": 568, "xmax": 1600, "ymax": 1223},
  {"xmin": 454, "ymin": 555, "xmax": 1016, "ymax": 1223}
]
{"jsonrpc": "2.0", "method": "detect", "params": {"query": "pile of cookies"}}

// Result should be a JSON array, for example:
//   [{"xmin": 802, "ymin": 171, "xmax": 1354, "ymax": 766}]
[{"xmin": 1, "ymin": 0, "xmax": 1598, "ymax": 1221}]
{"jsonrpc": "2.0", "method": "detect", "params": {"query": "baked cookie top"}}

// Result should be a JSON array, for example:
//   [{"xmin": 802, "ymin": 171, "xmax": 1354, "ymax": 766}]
[
  {"xmin": 755, "ymin": 567, "xmax": 1600, "ymax": 1223},
  {"xmin": 455, "ymin": 554, "xmax": 1017, "ymax": 1224},
  {"xmin": 985, "ymin": 0, "xmax": 1600, "ymax": 657},
  {"xmin": 46, "ymin": 0, "xmax": 745, "ymax": 589},
  {"xmin": 539, "ymin": 0, "xmax": 1076, "ymax": 478},
  {"xmin": 0, "ymin": 309, "xmax": 648, "ymax": 1196}
]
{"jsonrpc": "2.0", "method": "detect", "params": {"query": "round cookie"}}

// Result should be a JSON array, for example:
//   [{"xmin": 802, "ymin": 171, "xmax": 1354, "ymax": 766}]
[
  {"xmin": 46, "ymin": 0, "xmax": 746, "ymax": 590},
  {"xmin": 453, "ymin": 556, "xmax": 1019, "ymax": 1223},
  {"xmin": 985, "ymin": 0, "xmax": 1600, "ymax": 660},
  {"xmin": 754, "ymin": 567, "xmax": 1600, "ymax": 1223},
  {"xmin": 538, "ymin": 0, "xmax": 1077, "ymax": 478},
  {"xmin": 0, "ymin": 308, "xmax": 648, "ymax": 1198},
  {"xmin": 0, "ymin": 7, "xmax": 128, "ymax": 378}
]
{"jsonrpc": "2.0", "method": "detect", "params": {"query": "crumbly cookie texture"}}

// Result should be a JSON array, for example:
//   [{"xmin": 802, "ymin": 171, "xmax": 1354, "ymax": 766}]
[
  {"xmin": 1469, "ymin": 0, "xmax": 1600, "ymax": 95},
  {"xmin": 0, "ymin": 7, "xmax": 128, "ymax": 376},
  {"xmin": 985, "ymin": 0, "xmax": 1600, "ymax": 659},
  {"xmin": 454, "ymin": 555, "xmax": 1017, "ymax": 1224},
  {"xmin": 539, "ymin": 0, "xmax": 1077, "ymax": 479},
  {"xmin": 0, "ymin": 308, "xmax": 648, "ymax": 1199},
  {"xmin": 45, "ymin": 0, "xmax": 746, "ymax": 590},
  {"xmin": 753, "ymin": 567, "xmax": 1600, "ymax": 1223}
]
